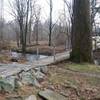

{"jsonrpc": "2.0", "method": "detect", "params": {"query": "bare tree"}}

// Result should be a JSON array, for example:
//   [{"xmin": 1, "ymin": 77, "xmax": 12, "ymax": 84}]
[
  {"xmin": 0, "ymin": 0, "xmax": 4, "ymax": 41},
  {"xmin": 28, "ymin": 0, "xmax": 33, "ymax": 44},
  {"xmin": 33, "ymin": 5, "xmax": 41, "ymax": 45},
  {"xmin": 64, "ymin": 0, "xmax": 100, "ymax": 32},
  {"xmin": 49, "ymin": 0, "xmax": 53, "ymax": 46},
  {"xmin": 91, "ymin": 0, "xmax": 100, "ymax": 27},
  {"xmin": 10, "ymin": 0, "xmax": 35, "ymax": 53},
  {"xmin": 64, "ymin": 0, "xmax": 73, "ymax": 49},
  {"xmin": 12, "ymin": 20, "xmax": 20, "ymax": 47}
]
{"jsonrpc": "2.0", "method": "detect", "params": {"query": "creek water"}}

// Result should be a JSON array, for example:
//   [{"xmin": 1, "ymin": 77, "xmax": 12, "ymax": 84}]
[{"xmin": 11, "ymin": 52, "xmax": 48, "ymax": 63}]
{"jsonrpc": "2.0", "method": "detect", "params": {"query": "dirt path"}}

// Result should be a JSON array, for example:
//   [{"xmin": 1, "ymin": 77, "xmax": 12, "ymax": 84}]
[{"xmin": 64, "ymin": 68, "xmax": 100, "ymax": 78}]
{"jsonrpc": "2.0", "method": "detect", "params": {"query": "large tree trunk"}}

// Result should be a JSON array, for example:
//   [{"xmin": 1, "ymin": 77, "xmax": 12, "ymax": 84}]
[{"xmin": 70, "ymin": 0, "xmax": 93, "ymax": 63}]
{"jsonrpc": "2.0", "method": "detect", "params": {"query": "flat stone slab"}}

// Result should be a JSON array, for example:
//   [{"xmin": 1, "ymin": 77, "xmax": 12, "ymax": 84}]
[{"xmin": 39, "ymin": 89, "xmax": 67, "ymax": 100}]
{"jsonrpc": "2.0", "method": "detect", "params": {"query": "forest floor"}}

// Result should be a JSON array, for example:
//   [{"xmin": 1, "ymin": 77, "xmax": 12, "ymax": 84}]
[
  {"xmin": 0, "ymin": 61, "xmax": 100, "ymax": 100},
  {"xmin": 0, "ymin": 42, "xmax": 100, "ymax": 100}
]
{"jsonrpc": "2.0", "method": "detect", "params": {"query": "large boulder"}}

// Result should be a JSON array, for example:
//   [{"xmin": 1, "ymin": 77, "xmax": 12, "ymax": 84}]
[
  {"xmin": 0, "ymin": 76, "xmax": 16, "ymax": 93},
  {"xmin": 21, "ymin": 71, "xmax": 36, "ymax": 86}
]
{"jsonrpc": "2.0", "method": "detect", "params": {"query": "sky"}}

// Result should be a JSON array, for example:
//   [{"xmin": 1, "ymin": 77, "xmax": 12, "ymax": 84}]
[
  {"xmin": 4, "ymin": 0, "xmax": 66, "ymax": 22},
  {"xmin": 3, "ymin": 0, "xmax": 100, "ymax": 25}
]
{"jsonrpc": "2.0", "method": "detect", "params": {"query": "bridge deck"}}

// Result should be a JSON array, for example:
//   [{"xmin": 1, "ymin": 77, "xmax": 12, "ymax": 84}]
[{"xmin": 0, "ymin": 51, "xmax": 70, "ymax": 78}]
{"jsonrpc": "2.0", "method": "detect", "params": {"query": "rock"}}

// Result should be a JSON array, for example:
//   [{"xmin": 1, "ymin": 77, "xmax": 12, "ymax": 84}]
[
  {"xmin": 33, "ymin": 79, "xmax": 41, "ymax": 87},
  {"xmin": 0, "ymin": 76, "xmax": 16, "ymax": 93},
  {"xmin": 40, "ymin": 66, "xmax": 48, "ymax": 74},
  {"xmin": 17, "ymin": 81, "xmax": 23, "ymax": 87},
  {"xmin": 34, "ymin": 67, "xmax": 40, "ymax": 72},
  {"xmin": 39, "ymin": 89, "xmax": 67, "ymax": 100},
  {"xmin": 35, "ymin": 71, "xmax": 45, "ymax": 82},
  {"xmin": 6, "ymin": 76, "xmax": 15, "ymax": 88},
  {"xmin": 15, "ymin": 80, "xmax": 23, "ymax": 88},
  {"xmin": 48, "ymin": 85, "xmax": 55, "ymax": 90},
  {"xmin": 29, "ymin": 69, "xmax": 36, "ymax": 76},
  {"xmin": 25, "ymin": 95, "xmax": 37, "ymax": 100},
  {"xmin": 34, "ymin": 66, "xmax": 48, "ymax": 74},
  {"xmin": 0, "ymin": 79, "xmax": 12, "ymax": 93},
  {"xmin": 21, "ymin": 72, "xmax": 35, "ymax": 86},
  {"xmin": 11, "ymin": 58, "xmax": 18, "ymax": 62},
  {"xmin": 20, "ymin": 70, "xmax": 42, "ymax": 87}
]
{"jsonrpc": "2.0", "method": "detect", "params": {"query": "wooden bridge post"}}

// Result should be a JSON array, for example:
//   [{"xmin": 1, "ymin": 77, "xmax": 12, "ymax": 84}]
[
  {"xmin": 36, "ymin": 47, "xmax": 39, "ymax": 61},
  {"xmin": 53, "ymin": 45, "xmax": 56, "ymax": 62}
]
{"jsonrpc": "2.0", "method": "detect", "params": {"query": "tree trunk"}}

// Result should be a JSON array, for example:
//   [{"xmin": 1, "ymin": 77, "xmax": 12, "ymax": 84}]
[
  {"xmin": 36, "ymin": 19, "xmax": 39, "ymax": 45},
  {"xmin": 23, "ymin": 0, "xmax": 30, "ymax": 53},
  {"xmin": 49, "ymin": 0, "xmax": 53, "ymax": 46},
  {"xmin": 70, "ymin": 0, "xmax": 93, "ymax": 63}
]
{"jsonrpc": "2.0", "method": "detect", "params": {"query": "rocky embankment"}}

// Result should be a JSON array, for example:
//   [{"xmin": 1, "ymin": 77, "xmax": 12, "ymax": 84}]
[{"xmin": 0, "ymin": 65, "xmax": 68, "ymax": 100}]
